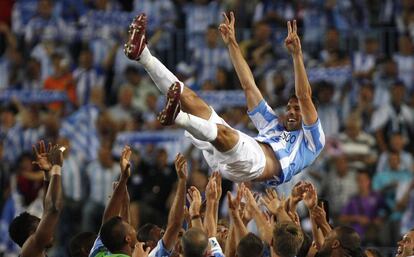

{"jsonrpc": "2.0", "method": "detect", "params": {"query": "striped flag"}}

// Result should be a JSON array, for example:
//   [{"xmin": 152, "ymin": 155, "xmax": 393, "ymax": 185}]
[{"xmin": 59, "ymin": 104, "xmax": 100, "ymax": 162}]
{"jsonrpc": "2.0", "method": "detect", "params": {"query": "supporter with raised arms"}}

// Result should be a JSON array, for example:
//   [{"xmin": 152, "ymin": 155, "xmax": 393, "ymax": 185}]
[
  {"xmin": 8, "ymin": 141, "xmax": 64, "ymax": 257},
  {"xmin": 124, "ymin": 12, "xmax": 324, "ymax": 186}
]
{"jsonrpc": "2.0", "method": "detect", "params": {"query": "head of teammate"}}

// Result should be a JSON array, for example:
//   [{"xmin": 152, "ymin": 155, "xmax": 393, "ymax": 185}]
[
  {"xmin": 181, "ymin": 228, "xmax": 209, "ymax": 257},
  {"xmin": 69, "ymin": 232, "xmax": 97, "ymax": 257},
  {"xmin": 137, "ymin": 223, "xmax": 164, "ymax": 250},
  {"xmin": 100, "ymin": 216, "xmax": 137, "ymax": 254},
  {"xmin": 9, "ymin": 212, "xmax": 44, "ymax": 248},
  {"xmin": 284, "ymin": 95, "xmax": 302, "ymax": 131}
]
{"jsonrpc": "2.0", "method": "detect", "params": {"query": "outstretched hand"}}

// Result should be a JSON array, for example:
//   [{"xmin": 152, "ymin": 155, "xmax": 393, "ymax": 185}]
[
  {"xmin": 284, "ymin": 20, "xmax": 302, "ymax": 55},
  {"xmin": 47, "ymin": 144, "xmax": 64, "ymax": 167},
  {"xmin": 303, "ymin": 182, "xmax": 318, "ymax": 210},
  {"xmin": 174, "ymin": 153, "xmax": 188, "ymax": 180},
  {"xmin": 218, "ymin": 11, "xmax": 236, "ymax": 45},
  {"xmin": 32, "ymin": 140, "xmax": 53, "ymax": 171},
  {"xmin": 132, "ymin": 242, "xmax": 151, "ymax": 257},
  {"xmin": 260, "ymin": 188, "xmax": 283, "ymax": 216},
  {"xmin": 120, "ymin": 146, "xmax": 132, "ymax": 178},
  {"xmin": 187, "ymin": 186, "xmax": 202, "ymax": 217},
  {"xmin": 291, "ymin": 181, "xmax": 309, "ymax": 203}
]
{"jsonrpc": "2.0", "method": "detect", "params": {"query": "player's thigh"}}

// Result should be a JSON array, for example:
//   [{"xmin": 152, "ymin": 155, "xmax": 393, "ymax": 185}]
[{"xmin": 217, "ymin": 131, "xmax": 266, "ymax": 182}]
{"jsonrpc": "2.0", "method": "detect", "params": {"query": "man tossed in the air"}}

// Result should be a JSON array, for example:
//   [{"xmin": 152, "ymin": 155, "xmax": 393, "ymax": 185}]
[{"xmin": 124, "ymin": 12, "xmax": 325, "ymax": 186}]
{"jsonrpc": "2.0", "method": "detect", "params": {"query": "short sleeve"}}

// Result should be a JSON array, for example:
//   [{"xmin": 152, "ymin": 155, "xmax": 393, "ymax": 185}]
[
  {"xmin": 209, "ymin": 237, "xmax": 224, "ymax": 257},
  {"xmin": 302, "ymin": 118, "xmax": 325, "ymax": 153},
  {"xmin": 148, "ymin": 239, "xmax": 173, "ymax": 257},
  {"xmin": 247, "ymin": 100, "xmax": 280, "ymax": 133}
]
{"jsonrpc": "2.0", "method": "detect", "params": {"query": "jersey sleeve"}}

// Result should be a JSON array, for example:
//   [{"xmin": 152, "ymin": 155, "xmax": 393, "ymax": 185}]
[
  {"xmin": 209, "ymin": 237, "xmax": 224, "ymax": 257},
  {"xmin": 247, "ymin": 100, "xmax": 281, "ymax": 134},
  {"xmin": 88, "ymin": 236, "xmax": 109, "ymax": 257},
  {"xmin": 302, "ymin": 118, "xmax": 325, "ymax": 153},
  {"xmin": 148, "ymin": 239, "xmax": 173, "ymax": 257}
]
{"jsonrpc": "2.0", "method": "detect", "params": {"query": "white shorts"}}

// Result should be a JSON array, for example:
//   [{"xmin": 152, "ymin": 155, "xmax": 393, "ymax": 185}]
[{"xmin": 184, "ymin": 108, "xmax": 266, "ymax": 182}]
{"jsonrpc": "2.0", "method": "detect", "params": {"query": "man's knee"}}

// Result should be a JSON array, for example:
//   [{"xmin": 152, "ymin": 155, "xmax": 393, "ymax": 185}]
[{"xmin": 213, "ymin": 125, "xmax": 239, "ymax": 152}]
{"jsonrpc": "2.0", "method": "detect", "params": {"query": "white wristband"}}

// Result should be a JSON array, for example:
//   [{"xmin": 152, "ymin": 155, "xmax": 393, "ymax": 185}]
[{"xmin": 50, "ymin": 165, "xmax": 62, "ymax": 176}]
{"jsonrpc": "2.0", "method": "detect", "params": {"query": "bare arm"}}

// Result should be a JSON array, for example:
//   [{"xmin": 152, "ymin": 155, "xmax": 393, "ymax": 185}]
[
  {"xmin": 311, "ymin": 205, "xmax": 332, "ymax": 236},
  {"xmin": 285, "ymin": 21, "xmax": 318, "ymax": 125},
  {"xmin": 32, "ymin": 141, "xmax": 53, "ymax": 209},
  {"xmin": 224, "ymin": 225, "xmax": 236, "ymax": 257},
  {"xmin": 219, "ymin": 12, "xmax": 263, "ymax": 111},
  {"xmin": 214, "ymin": 172, "xmax": 222, "ymax": 227},
  {"xmin": 102, "ymin": 146, "xmax": 131, "ymax": 224},
  {"xmin": 21, "ymin": 145, "xmax": 63, "ymax": 257},
  {"xmin": 227, "ymin": 190, "xmax": 248, "ymax": 246},
  {"xmin": 162, "ymin": 153, "xmax": 187, "ymax": 250},
  {"xmin": 204, "ymin": 176, "xmax": 218, "ymax": 237},
  {"xmin": 120, "ymin": 186, "xmax": 131, "ymax": 224},
  {"xmin": 310, "ymin": 213, "xmax": 324, "ymax": 249},
  {"xmin": 244, "ymin": 188, "xmax": 272, "ymax": 244}
]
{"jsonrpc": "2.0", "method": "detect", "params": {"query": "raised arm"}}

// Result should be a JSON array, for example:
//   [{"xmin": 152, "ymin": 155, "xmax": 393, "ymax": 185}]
[
  {"xmin": 219, "ymin": 12, "xmax": 264, "ymax": 111},
  {"xmin": 21, "ymin": 145, "xmax": 63, "ymax": 257},
  {"xmin": 187, "ymin": 186, "xmax": 204, "ymax": 230},
  {"xmin": 227, "ymin": 188, "xmax": 248, "ymax": 245},
  {"xmin": 204, "ymin": 175, "xmax": 218, "ymax": 237},
  {"xmin": 285, "ymin": 20, "xmax": 318, "ymax": 125},
  {"xmin": 102, "ymin": 146, "xmax": 131, "ymax": 224},
  {"xmin": 162, "ymin": 153, "xmax": 187, "ymax": 250},
  {"xmin": 120, "ymin": 184, "xmax": 131, "ymax": 224},
  {"xmin": 244, "ymin": 187, "xmax": 272, "ymax": 244},
  {"xmin": 32, "ymin": 141, "xmax": 53, "ymax": 208}
]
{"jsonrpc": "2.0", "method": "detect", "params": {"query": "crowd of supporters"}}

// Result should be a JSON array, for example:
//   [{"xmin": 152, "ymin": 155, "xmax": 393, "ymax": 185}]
[{"xmin": 1, "ymin": 0, "xmax": 414, "ymax": 256}]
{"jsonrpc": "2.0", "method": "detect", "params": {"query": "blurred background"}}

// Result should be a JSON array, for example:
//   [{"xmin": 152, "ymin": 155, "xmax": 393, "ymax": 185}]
[{"xmin": 0, "ymin": 0, "xmax": 414, "ymax": 256}]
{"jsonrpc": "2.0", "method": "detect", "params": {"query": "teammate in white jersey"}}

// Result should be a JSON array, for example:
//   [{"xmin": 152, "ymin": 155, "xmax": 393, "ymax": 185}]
[{"xmin": 124, "ymin": 12, "xmax": 325, "ymax": 186}]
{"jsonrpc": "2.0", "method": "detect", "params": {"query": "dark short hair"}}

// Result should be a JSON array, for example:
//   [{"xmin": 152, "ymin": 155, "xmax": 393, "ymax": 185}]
[
  {"xmin": 365, "ymin": 248, "xmax": 384, "ymax": 257},
  {"xmin": 181, "ymin": 228, "xmax": 208, "ymax": 257},
  {"xmin": 335, "ymin": 226, "xmax": 364, "ymax": 256},
  {"xmin": 272, "ymin": 221, "xmax": 304, "ymax": 257},
  {"xmin": 100, "ymin": 216, "xmax": 127, "ymax": 253},
  {"xmin": 357, "ymin": 169, "xmax": 371, "ymax": 178},
  {"xmin": 69, "ymin": 232, "xmax": 97, "ymax": 257},
  {"xmin": 236, "ymin": 233, "xmax": 264, "ymax": 257},
  {"xmin": 137, "ymin": 223, "xmax": 158, "ymax": 242},
  {"xmin": 9, "ymin": 212, "xmax": 40, "ymax": 247}
]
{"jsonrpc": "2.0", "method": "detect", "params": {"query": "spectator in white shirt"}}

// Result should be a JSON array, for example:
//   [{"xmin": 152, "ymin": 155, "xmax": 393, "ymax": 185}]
[
  {"xmin": 339, "ymin": 114, "xmax": 377, "ymax": 171},
  {"xmin": 73, "ymin": 47, "xmax": 104, "ymax": 106},
  {"xmin": 393, "ymin": 35, "xmax": 414, "ymax": 92}
]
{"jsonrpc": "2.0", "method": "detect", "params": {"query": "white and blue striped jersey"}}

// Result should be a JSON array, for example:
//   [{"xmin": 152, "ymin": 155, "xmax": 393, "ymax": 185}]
[
  {"xmin": 247, "ymin": 100, "xmax": 325, "ymax": 185},
  {"xmin": 62, "ymin": 155, "xmax": 85, "ymax": 201}
]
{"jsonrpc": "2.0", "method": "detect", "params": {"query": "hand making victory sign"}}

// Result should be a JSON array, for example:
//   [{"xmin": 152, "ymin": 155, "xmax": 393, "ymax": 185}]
[
  {"xmin": 218, "ymin": 12, "xmax": 236, "ymax": 46},
  {"xmin": 285, "ymin": 20, "xmax": 302, "ymax": 55}
]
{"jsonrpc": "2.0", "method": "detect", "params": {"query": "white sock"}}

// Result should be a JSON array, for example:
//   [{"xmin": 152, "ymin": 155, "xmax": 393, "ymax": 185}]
[
  {"xmin": 175, "ymin": 111, "xmax": 218, "ymax": 142},
  {"xmin": 139, "ymin": 47, "xmax": 183, "ymax": 94}
]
